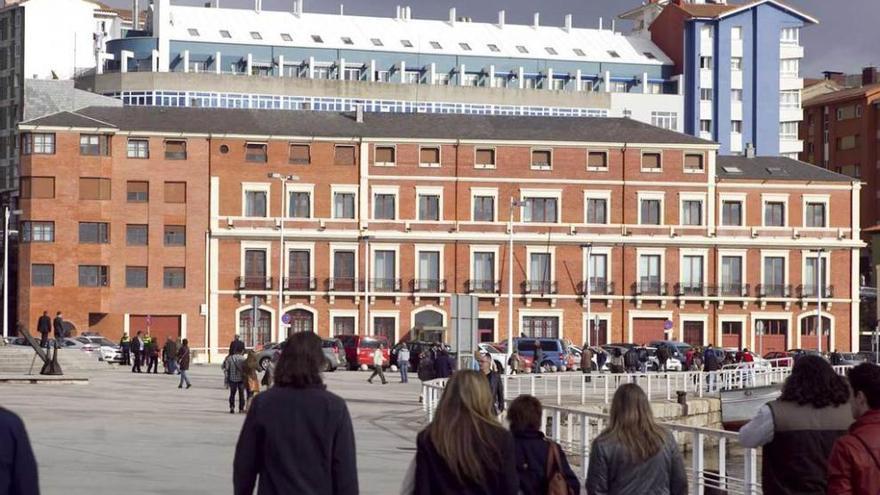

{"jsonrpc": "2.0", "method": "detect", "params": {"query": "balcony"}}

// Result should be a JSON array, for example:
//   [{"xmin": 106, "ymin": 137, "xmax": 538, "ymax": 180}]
[
  {"xmin": 283, "ymin": 277, "xmax": 317, "ymax": 291},
  {"xmin": 633, "ymin": 281, "xmax": 668, "ymax": 296},
  {"xmin": 370, "ymin": 278, "xmax": 402, "ymax": 292},
  {"xmin": 719, "ymin": 283, "xmax": 750, "ymax": 297},
  {"xmin": 797, "ymin": 284, "xmax": 834, "ymax": 299},
  {"xmin": 757, "ymin": 284, "xmax": 791, "ymax": 298},
  {"xmin": 467, "ymin": 279, "xmax": 500, "ymax": 294},
  {"xmin": 327, "ymin": 277, "xmax": 360, "ymax": 292},
  {"xmin": 674, "ymin": 283, "xmax": 707, "ymax": 297},
  {"xmin": 411, "ymin": 279, "xmax": 446, "ymax": 293},
  {"xmin": 523, "ymin": 280, "xmax": 558, "ymax": 295},
  {"xmin": 236, "ymin": 276, "xmax": 273, "ymax": 291},
  {"xmin": 577, "ymin": 279, "xmax": 614, "ymax": 296}
]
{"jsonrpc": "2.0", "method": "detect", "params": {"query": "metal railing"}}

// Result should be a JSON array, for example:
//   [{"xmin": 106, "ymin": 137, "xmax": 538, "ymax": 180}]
[
  {"xmin": 370, "ymin": 278, "xmax": 402, "ymax": 292},
  {"xmin": 283, "ymin": 277, "xmax": 317, "ymax": 291},
  {"xmin": 719, "ymin": 283, "xmax": 751, "ymax": 297},
  {"xmin": 756, "ymin": 284, "xmax": 791, "ymax": 298},
  {"xmin": 675, "ymin": 283, "xmax": 706, "ymax": 297},
  {"xmin": 523, "ymin": 280, "xmax": 558, "ymax": 294},
  {"xmin": 467, "ymin": 279, "xmax": 499, "ymax": 294},
  {"xmin": 577, "ymin": 279, "xmax": 614, "ymax": 296},
  {"xmin": 633, "ymin": 281, "xmax": 668, "ymax": 296},
  {"xmin": 235, "ymin": 276, "xmax": 273, "ymax": 290},
  {"xmin": 796, "ymin": 284, "xmax": 834, "ymax": 298},
  {"xmin": 411, "ymin": 279, "xmax": 446, "ymax": 292},
  {"xmin": 327, "ymin": 277, "xmax": 360, "ymax": 292}
]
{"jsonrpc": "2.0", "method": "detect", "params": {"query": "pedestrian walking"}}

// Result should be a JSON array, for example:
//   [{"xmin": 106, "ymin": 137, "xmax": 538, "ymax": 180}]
[
  {"xmin": 119, "ymin": 333, "xmax": 131, "ymax": 366},
  {"xmin": 36, "ymin": 311, "xmax": 51, "ymax": 350},
  {"xmin": 581, "ymin": 343, "xmax": 594, "ymax": 381},
  {"xmin": 131, "ymin": 331, "xmax": 144, "ymax": 373},
  {"xmin": 177, "ymin": 339, "xmax": 191, "ymax": 389},
  {"xmin": 657, "ymin": 344, "xmax": 670, "ymax": 372},
  {"xmin": 703, "ymin": 345, "xmax": 721, "ymax": 392},
  {"xmin": 146, "ymin": 337, "xmax": 160, "ymax": 374},
  {"xmin": 433, "ymin": 350, "xmax": 454, "ymax": 379},
  {"xmin": 826, "ymin": 363, "xmax": 880, "ymax": 495},
  {"xmin": 233, "ymin": 331, "xmax": 358, "ymax": 495},
  {"xmin": 739, "ymin": 355, "xmax": 852, "ymax": 494},
  {"xmin": 508, "ymin": 351, "xmax": 522, "ymax": 375},
  {"xmin": 229, "ymin": 334, "xmax": 245, "ymax": 355},
  {"xmin": 163, "ymin": 337, "xmax": 178, "ymax": 374},
  {"xmin": 52, "ymin": 311, "xmax": 65, "ymax": 347},
  {"xmin": 398, "ymin": 343, "xmax": 411, "ymax": 383},
  {"xmin": 367, "ymin": 344, "xmax": 388, "ymax": 385},
  {"xmin": 243, "ymin": 350, "xmax": 261, "ymax": 411},
  {"xmin": 224, "ymin": 348, "xmax": 247, "ymax": 413},
  {"xmin": 624, "ymin": 347, "xmax": 639, "ymax": 374},
  {"xmin": 830, "ymin": 349, "xmax": 843, "ymax": 366},
  {"xmin": 587, "ymin": 384, "xmax": 687, "ymax": 495},
  {"xmin": 533, "ymin": 340, "xmax": 544, "ymax": 374},
  {"xmin": 0, "ymin": 406, "xmax": 39, "ymax": 495},
  {"xmin": 407, "ymin": 370, "xmax": 518, "ymax": 494},
  {"xmin": 596, "ymin": 347, "xmax": 608, "ymax": 372},
  {"xmin": 479, "ymin": 354, "xmax": 505, "ymax": 416},
  {"xmin": 508, "ymin": 395, "xmax": 579, "ymax": 495},
  {"xmin": 609, "ymin": 348, "xmax": 625, "ymax": 374},
  {"xmin": 638, "ymin": 346, "xmax": 650, "ymax": 373}
]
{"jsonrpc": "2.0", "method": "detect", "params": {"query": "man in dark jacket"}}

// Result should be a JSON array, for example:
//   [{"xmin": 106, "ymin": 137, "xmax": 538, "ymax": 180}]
[
  {"xmin": 827, "ymin": 363, "xmax": 880, "ymax": 494},
  {"xmin": 130, "ymin": 331, "xmax": 144, "ymax": 373},
  {"xmin": 433, "ymin": 350, "xmax": 454, "ymax": 379},
  {"xmin": 163, "ymin": 337, "xmax": 179, "ymax": 374},
  {"xmin": 480, "ymin": 354, "xmax": 505, "ymax": 415},
  {"xmin": 703, "ymin": 345, "xmax": 721, "ymax": 392},
  {"xmin": 508, "ymin": 395, "xmax": 579, "ymax": 495},
  {"xmin": 52, "ymin": 311, "xmax": 65, "ymax": 346},
  {"xmin": 0, "ymin": 407, "xmax": 39, "ymax": 495},
  {"xmin": 657, "ymin": 344, "xmax": 670, "ymax": 372},
  {"xmin": 177, "ymin": 338, "xmax": 191, "ymax": 389},
  {"xmin": 229, "ymin": 335, "xmax": 245, "ymax": 355},
  {"xmin": 533, "ymin": 340, "xmax": 544, "ymax": 374},
  {"xmin": 624, "ymin": 347, "xmax": 639, "ymax": 373},
  {"xmin": 36, "ymin": 311, "xmax": 51, "ymax": 349}
]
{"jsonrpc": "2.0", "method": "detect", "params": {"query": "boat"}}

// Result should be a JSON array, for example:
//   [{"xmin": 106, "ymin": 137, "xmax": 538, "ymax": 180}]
[{"xmin": 720, "ymin": 384, "xmax": 781, "ymax": 431}]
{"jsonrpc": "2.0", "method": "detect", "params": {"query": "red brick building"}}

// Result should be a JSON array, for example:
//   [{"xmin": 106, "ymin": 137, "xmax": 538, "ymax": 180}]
[{"xmin": 18, "ymin": 107, "xmax": 863, "ymax": 360}]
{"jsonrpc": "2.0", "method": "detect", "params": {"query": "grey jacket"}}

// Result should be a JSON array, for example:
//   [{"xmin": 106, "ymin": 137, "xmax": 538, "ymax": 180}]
[{"xmin": 586, "ymin": 430, "xmax": 687, "ymax": 495}]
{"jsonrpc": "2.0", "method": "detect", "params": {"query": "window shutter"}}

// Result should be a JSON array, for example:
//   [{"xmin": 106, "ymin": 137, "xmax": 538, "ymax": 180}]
[
  {"xmin": 375, "ymin": 146, "xmax": 395, "ymax": 163},
  {"xmin": 25, "ymin": 177, "xmax": 55, "ymax": 198},
  {"xmin": 588, "ymin": 152, "xmax": 607, "ymax": 168},
  {"xmin": 164, "ymin": 182, "xmax": 186, "ymax": 203},
  {"xmin": 420, "ymin": 147, "xmax": 440, "ymax": 164},
  {"xmin": 79, "ymin": 178, "xmax": 100, "ymax": 199},
  {"xmin": 334, "ymin": 145, "xmax": 355, "ymax": 165},
  {"xmin": 532, "ymin": 150, "xmax": 551, "ymax": 166},
  {"xmin": 475, "ymin": 148, "xmax": 494, "ymax": 166},
  {"xmin": 98, "ymin": 178, "xmax": 112, "ymax": 200},
  {"xmin": 642, "ymin": 153, "xmax": 661, "ymax": 169},
  {"xmin": 127, "ymin": 181, "xmax": 148, "ymax": 194},
  {"xmin": 289, "ymin": 144, "xmax": 310, "ymax": 164},
  {"xmin": 685, "ymin": 154, "xmax": 703, "ymax": 170}
]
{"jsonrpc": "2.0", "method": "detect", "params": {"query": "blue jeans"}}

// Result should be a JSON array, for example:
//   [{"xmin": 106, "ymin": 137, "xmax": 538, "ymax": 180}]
[
  {"xmin": 178, "ymin": 369, "xmax": 190, "ymax": 387},
  {"xmin": 399, "ymin": 362, "xmax": 409, "ymax": 383}
]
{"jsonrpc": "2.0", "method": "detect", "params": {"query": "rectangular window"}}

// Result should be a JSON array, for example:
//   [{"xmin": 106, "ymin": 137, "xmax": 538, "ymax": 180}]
[
  {"xmin": 781, "ymin": 58, "xmax": 799, "ymax": 76},
  {"xmin": 731, "ymin": 89, "xmax": 743, "ymax": 102},
  {"xmin": 700, "ymin": 88, "xmax": 713, "ymax": 101},
  {"xmin": 681, "ymin": 200, "xmax": 703, "ymax": 226},
  {"xmin": 651, "ymin": 112, "xmax": 678, "ymax": 130},
  {"xmin": 721, "ymin": 201, "xmax": 743, "ymax": 226},
  {"xmin": 473, "ymin": 252, "xmax": 495, "ymax": 291},
  {"xmin": 125, "ymin": 266, "xmax": 148, "ymax": 288},
  {"xmin": 289, "ymin": 144, "xmax": 310, "ymax": 164},
  {"xmin": 529, "ymin": 252, "xmax": 552, "ymax": 289},
  {"xmin": 731, "ymin": 57, "xmax": 743, "ymax": 71},
  {"xmin": 163, "ymin": 267, "xmax": 186, "ymax": 288},
  {"xmin": 334, "ymin": 145, "xmax": 355, "ymax": 165},
  {"xmin": 126, "ymin": 224, "xmax": 148, "ymax": 246},
  {"xmin": 588, "ymin": 253, "xmax": 608, "ymax": 293},
  {"xmin": 374, "ymin": 194, "xmax": 395, "ymax": 220},
  {"xmin": 288, "ymin": 191, "xmax": 311, "ymax": 218},
  {"xmin": 245, "ymin": 143, "xmax": 268, "ymax": 163},
  {"xmin": 79, "ymin": 222, "xmax": 110, "ymax": 244},
  {"xmin": 375, "ymin": 146, "xmax": 395, "ymax": 165},
  {"xmin": 731, "ymin": 120, "xmax": 743, "ymax": 133},
  {"xmin": 79, "ymin": 134, "xmax": 109, "ymax": 156},
  {"xmin": 780, "ymin": 90, "xmax": 801, "ymax": 108},
  {"xmin": 731, "ymin": 26, "xmax": 743, "ymax": 40},
  {"xmin": 244, "ymin": 190, "xmax": 267, "ymax": 217},
  {"xmin": 523, "ymin": 197, "xmax": 557, "ymax": 223},
  {"xmin": 805, "ymin": 202, "xmax": 826, "ymax": 228},
  {"xmin": 587, "ymin": 151, "xmax": 608, "ymax": 170},
  {"xmin": 244, "ymin": 249, "xmax": 267, "ymax": 279},
  {"xmin": 419, "ymin": 147, "xmax": 440, "ymax": 167},
  {"xmin": 31, "ymin": 264, "xmax": 54, "ymax": 287},
  {"xmin": 164, "ymin": 140, "xmax": 187, "ymax": 160},
  {"xmin": 373, "ymin": 250, "xmax": 396, "ymax": 290},
  {"xmin": 418, "ymin": 194, "xmax": 440, "ymax": 221},
  {"xmin": 836, "ymin": 135, "xmax": 858, "ymax": 150},
  {"xmin": 79, "ymin": 177, "xmax": 111, "ymax": 200},
  {"xmin": 682, "ymin": 255, "xmax": 704, "ymax": 292},
  {"xmin": 780, "ymin": 27, "xmax": 799, "ymax": 44},
  {"xmin": 473, "ymin": 196, "xmax": 495, "ymax": 222},
  {"xmin": 164, "ymin": 225, "xmax": 186, "ymax": 246},
  {"xmin": 78, "ymin": 265, "xmax": 109, "ymax": 287},
  {"xmin": 333, "ymin": 251, "xmax": 356, "ymax": 289},
  {"xmin": 334, "ymin": 192, "xmax": 355, "ymax": 219},
  {"xmin": 640, "ymin": 199, "xmax": 661, "ymax": 225},
  {"xmin": 22, "ymin": 133, "xmax": 54, "ymax": 154},
  {"xmin": 700, "ymin": 120, "xmax": 712, "ymax": 133},
  {"xmin": 333, "ymin": 317, "xmax": 355, "ymax": 335},
  {"xmin": 804, "ymin": 257, "xmax": 828, "ymax": 296},
  {"xmin": 639, "ymin": 254, "xmax": 661, "ymax": 292},
  {"xmin": 475, "ymin": 148, "xmax": 495, "ymax": 169},
  {"xmin": 288, "ymin": 250, "xmax": 311, "ymax": 288},
  {"xmin": 700, "ymin": 56, "xmax": 713, "ymax": 69},
  {"xmin": 20, "ymin": 221, "xmax": 54, "ymax": 242},
  {"xmin": 531, "ymin": 150, "xmax": 551, "ymax": 170},
  {"xmin": 764, "ymin": 202, "xmax": 785, "ymax": 226},
  {"xmin": 721, "ymin": 256, "xmax": 743, "ymax": 295},
  {"xmin": 127, "ymin": 139, "xmax": 149, "ymax": 159},
  {"xmin": 684, "ymin": 154, "xmax": 704, "ymax": 172},
  {"xmin": 763, "ymin": 257, "xmax": 786, "ymax": 295},
  {"xmin": 586, "ymin": 198, "xmax": 608, "ymax": 224},
  {"xmin": 417, "ymin": 251, "xmax": 441, "ymax": 291},
  {"xmin": 126, "ymin": 181, "xmax": 149, "ymax": 202},
  {"xmin": 164, "ymin": 182, "xmax": 186, "ymax": 203},
  {"xmin": 641, "ymin": 152, "xmax": 661, "ymax": 171}
]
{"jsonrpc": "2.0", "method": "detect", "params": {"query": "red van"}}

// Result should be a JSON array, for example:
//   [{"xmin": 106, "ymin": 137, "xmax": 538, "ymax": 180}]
[{"xmin": 337, "ymin": 335, "xmax": 390, "ymax": 370}]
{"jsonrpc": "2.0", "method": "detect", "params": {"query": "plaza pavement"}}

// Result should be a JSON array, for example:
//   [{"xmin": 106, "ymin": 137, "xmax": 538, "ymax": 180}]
[{"xmin": 0, "ymin": 364, "xmax": 425, "ymax": 495}]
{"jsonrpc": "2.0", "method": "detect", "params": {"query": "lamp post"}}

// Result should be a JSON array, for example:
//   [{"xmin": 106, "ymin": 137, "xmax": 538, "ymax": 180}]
[
  {"xmin": 506, "ymin": 197, "xmax": 526, "ymax": 374},
  {"xmin": 2, "ymin": 206, "xmax": 20, "ymax": 339},
  {"xmin": 581, "ymin": 243, "xmax": 593, "ymax": 347},
  {"xmin": 811, "ymin": 248, "xmax": 826, "ymax": 354},
  {"xmin": 268, "ymin": 173, "xmax": 298, "ymax": 342},
  {"xmin": 361, "ymin": 235, "xmax": 371, "ymax": 337}
]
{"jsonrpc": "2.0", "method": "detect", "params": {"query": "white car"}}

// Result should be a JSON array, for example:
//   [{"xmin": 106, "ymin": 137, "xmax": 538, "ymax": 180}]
[
  {"xmin": 75, "ymin": 336, "xmax": 122, "ymax": 363},
  {"xmin": 478, "ymin": 343, "xmax": 508, "ymax": 372}
]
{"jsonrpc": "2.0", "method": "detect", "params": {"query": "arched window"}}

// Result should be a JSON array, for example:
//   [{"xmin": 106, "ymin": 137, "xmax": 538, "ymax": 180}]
[
  {"xmin": 239, "ymin": 308, "xmax": 271, "ymax": 347},
  {"xmin": 286, "ymin": 308, "xmax": 314, "ymax": 333}
]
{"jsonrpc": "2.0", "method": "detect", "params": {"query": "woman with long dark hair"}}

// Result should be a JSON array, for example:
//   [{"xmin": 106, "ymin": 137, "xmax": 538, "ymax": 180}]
[
  {"xmin": 413, "ymin": 369, "xmax": 518, "ymax": 494},
  {"xmin": 233, "ymin": 332, "xmax": 357, "ymax": 495},
  {"xmin": 587, "ymin": 384, "xmax": 687, "ymax": 495},
  {"xmin": 739, "ymin": 354, "xmax": 851, "ymax": 494}
]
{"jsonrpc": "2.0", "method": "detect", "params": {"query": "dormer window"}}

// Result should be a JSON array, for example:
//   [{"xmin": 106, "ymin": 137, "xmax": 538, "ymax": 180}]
[
  {"xmin": 187, "ymin": 28, "xmax": 199, "ymax": 37},
  {"xmin": 607, "ymin": 50, "xmax": 620, "ymax": 58},
  {"xmin": 544, "ymin": 47, "xmax": 558, "ymax": 55},
  {"xmin": 280, "ymin": 33, "xmax": 292, "ymax": 41},
  {"xmin": 250, "ymin": 31, "xmax": 262, "ymax": 40},
  {"xmin": 487, "ymin": 44, "xmax": 500, "ymax": 52},
  {"xmin": 311, "ymin": 34, "xmax": 323, "ymax": 43},
  {"xmin": 220, "ymin": 30, "xmax": 231, "ymax": 38},
  {"xmin": 400, "ymin": 39, "xmax": 413, "ymax": 48},
  {"xmin": 516, "ymin": 45, "xmax": 528, "ymax": 54},
  {"xmin": 459, "ymin": 42, "xmax": 472, "ymax": 51},
  {"xmin": 643, "ymin": 52, "xmax": 657, "ymax": 60},
  {"xmin": 573, "ymin": 48, "xmax": 586, "ymax": 56},
  {"xmin": 341, "ymin": 37, "xmax": 353, "ymax": 45},
  {"xmin": 429, "ymin": 41, "xmax": 442, "ymax": 49},
  {"xmin": 370, "ymin": 38, "xmax": 383, "ymax": 46}
]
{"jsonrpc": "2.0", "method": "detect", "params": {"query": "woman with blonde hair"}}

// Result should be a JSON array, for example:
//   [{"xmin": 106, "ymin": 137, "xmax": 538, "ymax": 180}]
[
  {"xmin": 412, "ymin": 369, "xmax": 518, "ymax": 494},
  {"xmin": 587, "ymin": 383, "xmax": 687, "ymax": 495},
  {"xmin": 243, "ymin": 350, "xmax": 261, "ymax": 411}
]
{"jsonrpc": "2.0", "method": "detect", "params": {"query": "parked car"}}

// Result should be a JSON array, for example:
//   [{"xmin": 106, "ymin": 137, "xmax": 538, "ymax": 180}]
[
  {"xmin": 321, "ymin": 338, "xmax": 347, "ymax": 371},
  {"xmin": 648, "ymin": 340, "xmax": 693, "ymax": 367},
  {"xmin": 514, "ymin": 338, "xmax": 567, "ymax": 372},
  {"xmin": 390, "ymin": 341, "xmax": 447, "ymax": 371},
  {"xmin": 255, "ymin": 342, "xmax": 281, "ymax": 371},
  {"xmin": 763, "ymin": 351, "xmax": 794, "ymax": 367},
  {"xmin": 645, "ymin": 347, "xmax": 683, "ymax": 372},
  {"xmin": 75, "ymin": 335, "xmax": 122, "ymax": 363},
  {"xmin": 478, "ymin": 343, "xmax": 507, "ymax": 372},
  {"xmin": 337, "ymin": 335, "xmax": 390, "ymax": 370},
  {"xmin": 838, "ymin": 352, "xmax": 868, "ymax": 366}
]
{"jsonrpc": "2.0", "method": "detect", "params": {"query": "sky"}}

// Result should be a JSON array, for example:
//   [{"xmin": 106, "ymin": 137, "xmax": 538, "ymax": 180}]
[{"xmin": 104, "ymin": 0, "xmax": 880, "ymax": 78}]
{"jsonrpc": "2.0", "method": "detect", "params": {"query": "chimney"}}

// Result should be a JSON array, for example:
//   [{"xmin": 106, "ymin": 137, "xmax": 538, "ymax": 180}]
[
  {"xmin": 533, "ymin": 12, "xmax": 540, "ymax": 28},
  {"xmin": 611, "ymin": 19, "xmax": 616, "ymax": 32},
  {"xmin": 497, "ymin": 10, "xmax": 505, "ymax": 28},
  {"xmin": 405, "ymin": 6, "xmax": 411, "ymax": 19},
  {"xmin": 132, "ymin": 0, "xmax": 139, "ymax": 30},
  {"xmin": 254, "ymin": 0, "xmax": 261, "ymax": 12},
  {"xmin": 292, "ymin": 0, "xmax": 302, "ymax": 16},
  {"xmin": 745, "ymin": 143, "xmax": 756, "ymax": 158},
  {"xmin": 395, "ymin": 5, "xmax": 400, "ymax": 18},
  {"xmin": 599, "ymin": 17, "xmax": 604, "ymax": 30},
  {"xmin": 339, "ymin": 4, "xmax": 344, "ymax": 15},
  {"xmin": 449, "ymin": 7, "xmax": 456, "ymax": 24},
  {"xmin": 356, "ymin": 104, "xmax": 364, "ymax": 123},
  {"xmin": 564, "ymin": 14, "xmax": 572, "ymax": 32},
  {"xmin": 862, "ymin": 66, "xmax": 877, "ymax": 86}
]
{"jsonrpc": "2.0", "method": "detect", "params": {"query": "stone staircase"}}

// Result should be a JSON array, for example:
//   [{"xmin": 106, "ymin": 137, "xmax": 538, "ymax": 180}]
[{"xmin": 0, "ymin": 347, "xmax": 107, "ymax": 375}]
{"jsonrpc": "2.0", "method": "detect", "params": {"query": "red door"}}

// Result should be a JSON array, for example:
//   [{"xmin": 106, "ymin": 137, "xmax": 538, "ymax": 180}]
[
  {"xmin": 757, "ymin": 319, "xmax": 788, "ymax": 354},
  {"xmin": 129, "ymin": 315, "xmax": 181, "ymax": 343},
  {"xmin": 721, "ymin": 321, "xmax": 743, "ymax": 349},
  {"xmin": 632, "ymin": 318, "xmax": 666, "ymax": 345},
  {"xmin": 800, "ymin": 316, "xmax": 831, "ymax": 351},
  {"xmin": 588, "ymin": 320, "xmax": 608, "ymax": 346},
  {"xmin": 683, "ymin": 321, "xmax": 704, "ymax": 346}
]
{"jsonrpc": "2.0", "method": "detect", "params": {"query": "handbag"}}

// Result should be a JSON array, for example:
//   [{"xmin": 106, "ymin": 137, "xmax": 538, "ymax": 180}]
[{"xmin": 545, "ymin": 440, "xmax": 573, "ymax": 495}]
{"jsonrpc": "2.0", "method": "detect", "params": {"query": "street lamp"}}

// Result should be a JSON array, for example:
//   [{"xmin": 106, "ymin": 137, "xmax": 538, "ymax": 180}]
[
  {"xmin": 581, "ymin": 243, "xmax": 593, "ymax": 348},
  {"xmin": 810, "ymin": 248, "xmax": 826, "ymax": 354},
  {"xmin": 268, "ymin": 173, "xmax": 298, "ymax": 342},
  {"xmin": 2, "ymin": 206, "xmax": 20, "ymax": 339},
  {"xmin": 506, "ymin": 197, "xmax": 527, "ymax": 374}
]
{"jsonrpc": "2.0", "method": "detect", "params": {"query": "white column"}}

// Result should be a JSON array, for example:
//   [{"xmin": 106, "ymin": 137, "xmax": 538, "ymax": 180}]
[
  {"xmin": 338, "ymin": 58, "xmax": 346, "ymax": 80},
  {"xmin": 642, "ymin": 72, "xmax": 649, "ymax": 94},
  {"xmin": 604, "ymin": 70, "xmax": 611, "ymax": 92},
  {"xmin": 183, "ymin": 49, "xmax": 190, "ymax": 73},
  {"xmin": 308, "ymin": 56, "xmax": 315, "ymax": 79},
  {"xmin": 246, "ymin": 53, "xmax": 253, "ymax": 75},
  {"xmin": 518, "ymin": 66, "xmax": 525, "ymax": 89},
  {"xmin": 215, "ymin": 51, "xmax": 222, "ymax": 74},
  {"xmin": 488, "ymin": 65, "xmax": 496, "ymax": 88},
  {"xmin": 546, "ymin": 68, "xmax": 554, "ymax": 90},
  {"xmin": 369, "ymin": 60, "xmax": 376, "ymax": 82},
  {"xmin": 277, "ymin": 55, "xmax": 284, "ymax": 77},
  {"xmin": 575, "ymin": 69, "xmax": 582, "ymax": 92},
  {"xmin": 428, "ymin": 62, "xmax": 436, "ymax": 85},
  {"xmin": 151, "ymin": 49, "xmax": 160, "ymax": 72},
  {"xmin": 120, "ymin": 50, "xmax": 133, "ymax": 73},
  {"xmin": 399, "ymin": 61, "xmax": 407, "ymax": 83},
  {"xmin": 459, "ymin": 64, "xmax": 467, "ymax": 86}
]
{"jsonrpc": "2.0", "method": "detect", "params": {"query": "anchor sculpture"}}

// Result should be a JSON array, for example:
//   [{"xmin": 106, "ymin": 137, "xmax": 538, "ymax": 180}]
[{"xmin": 17, "ymin": 324, "xmax": 63, "ymax": 375}]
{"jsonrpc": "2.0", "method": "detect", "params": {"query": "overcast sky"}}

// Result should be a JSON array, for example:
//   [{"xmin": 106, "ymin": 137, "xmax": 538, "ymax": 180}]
[{"xmin": 106, "ymin": 0, "xmax": 879, "ymax": 77}]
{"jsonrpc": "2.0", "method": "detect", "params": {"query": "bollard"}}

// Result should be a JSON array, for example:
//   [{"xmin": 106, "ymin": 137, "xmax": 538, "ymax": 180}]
[{"xmin": 677, "ymin": 390, "xmax": 689, "ymax": 416}]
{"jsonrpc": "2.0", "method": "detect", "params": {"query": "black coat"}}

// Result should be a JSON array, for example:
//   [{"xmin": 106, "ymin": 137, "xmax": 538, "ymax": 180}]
[
  {"xmin": 36, "ymin": 316, "xmax": 51, "ymax": 335},
  {"xmin": 414, "ymin": 427, "xmax": 518, "ymax": 495},
  {"xmin": 0, "ymin": 407, "xmax": 39, "ymax": 495},
  {"xmin": 52, "ymin": 316, "xmax": 64, "ymax": 339},
  {"xmin": 434, "ymin": 354, "xmax": 454, "ymax": 379},
  {"xmin": 233, "ymin": 385, "xmax": 358, "ymax": 495},
  {"xmin": 486, "ymin": 371, "xmax": 505, "ymax": 414},
  {"xmin": 230, "ymin": 339, "xmax": 245, "ymax": 355},
  {"xmin": 512, "ymin": 429, "xmax": 580, "ymax": 495}
]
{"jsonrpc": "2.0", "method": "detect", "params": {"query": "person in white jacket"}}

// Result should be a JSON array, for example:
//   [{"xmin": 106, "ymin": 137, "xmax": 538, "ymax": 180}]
[{"xmin": 368, "ymin": 344, "xmax": 388, "ymax": 384}]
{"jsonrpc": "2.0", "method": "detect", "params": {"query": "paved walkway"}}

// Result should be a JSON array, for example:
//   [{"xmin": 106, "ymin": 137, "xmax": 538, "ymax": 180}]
[{"xmin": 0, "ymin": 365, "xmax": 425, "ymax": 495}]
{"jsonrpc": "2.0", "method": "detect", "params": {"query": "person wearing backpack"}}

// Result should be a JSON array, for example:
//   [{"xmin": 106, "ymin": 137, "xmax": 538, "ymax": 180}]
[
  {"xmin": 657, "ymin": 345, "xmax": 670, "ymax": 372},
  {"xmin": 624, "ymin": 348, "xmax": 639, "ymax": 374},
  {"xmin": 508, "ymin": 395, "xmax": 579, "ymax": 495},
  {"xmin": 637, "ymin": 347, "xmax": 649, "ymax": 373},
  {"xmin": 223, "ymin": 348, "xmax": 247, "ymax": 414},
  {"xmin": 703, "ymin": 345, "xmax": 721, "ymax": 392}
]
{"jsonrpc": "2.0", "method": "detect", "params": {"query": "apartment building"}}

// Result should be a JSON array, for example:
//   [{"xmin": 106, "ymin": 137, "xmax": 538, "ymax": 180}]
[
  {"xmin": 622, "ymin": 0, "xmax": 815, "ymax": 157},
  {"xmin": 17, "ymin": 106, "xmax": 861, "ymax": 360}
]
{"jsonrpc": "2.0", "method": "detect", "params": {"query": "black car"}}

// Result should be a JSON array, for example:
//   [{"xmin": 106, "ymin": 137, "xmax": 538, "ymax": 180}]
[{"xmin": 390, "ymin": 341, "xmax": 449, "ymax": 371}]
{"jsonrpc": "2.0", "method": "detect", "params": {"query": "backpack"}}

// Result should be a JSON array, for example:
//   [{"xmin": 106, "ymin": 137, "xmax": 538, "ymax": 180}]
[
  {"xmin": 704, "ymin": 351, "xmax": 720, "ymax": 371},
  {"xmin": 638, "ymin": 348, "xmax": 649, "ymax": 363},
  {"xmin": 624, "ymin": 350, "xmax": 638, "ymax": 367},
  {"xmin": 545, "ymin": 440, "xmax": 574, "ymax": 495}
]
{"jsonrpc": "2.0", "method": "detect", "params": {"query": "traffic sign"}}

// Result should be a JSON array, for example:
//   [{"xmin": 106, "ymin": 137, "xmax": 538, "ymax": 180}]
[
  {"xmin": 663, "ymin": 319, "xmax": 673, "ymax": 330},
  {"xmin": 281, "ymin": 313, "xmax": 292, "ymax": 325}
]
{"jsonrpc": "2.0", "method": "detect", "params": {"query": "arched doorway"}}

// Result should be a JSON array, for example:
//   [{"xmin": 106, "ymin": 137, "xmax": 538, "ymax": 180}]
[
  {"xmin": 239, "ymin": 308, "xmax": 271, "ymax": 347},
  {"xmin": 285, "ymin": 308, "xmax": 315, "ymax": 334},
  {"xmin": 412, "ymin": 309, "xmax": 445, "ymax": 342},
  {"xmin": 800, "ymin": 315, "xmax": 832, "ymax": 351}
]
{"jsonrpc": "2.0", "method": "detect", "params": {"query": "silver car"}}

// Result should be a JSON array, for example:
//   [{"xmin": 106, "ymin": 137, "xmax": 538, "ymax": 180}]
[{"xmin": 75, "ymin": 335, "xmax": 123, "ymax": 363}]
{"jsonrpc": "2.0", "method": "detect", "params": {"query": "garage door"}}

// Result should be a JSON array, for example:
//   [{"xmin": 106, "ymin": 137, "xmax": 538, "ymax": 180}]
[
  {"xmin": 800, "ymin": 316, "xmax": 831, "ymax": 351},
  {"xmin": 632, "ymin": 318, "xmax": 666, "ymax": 345},
  {"xmin": 721, "ymin": 321, "xmax": 743, "ymax": 349},
  {"xmin": 683, "ymin": 321, "xmax": 704, "ymax": 346},
  {"xmin": 129, "ymin": 315, "xmax": 181, "ymax": 343},
  {"xmin": 757, "ymin": 319, "xmax": 788, "ymax": 354}
]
